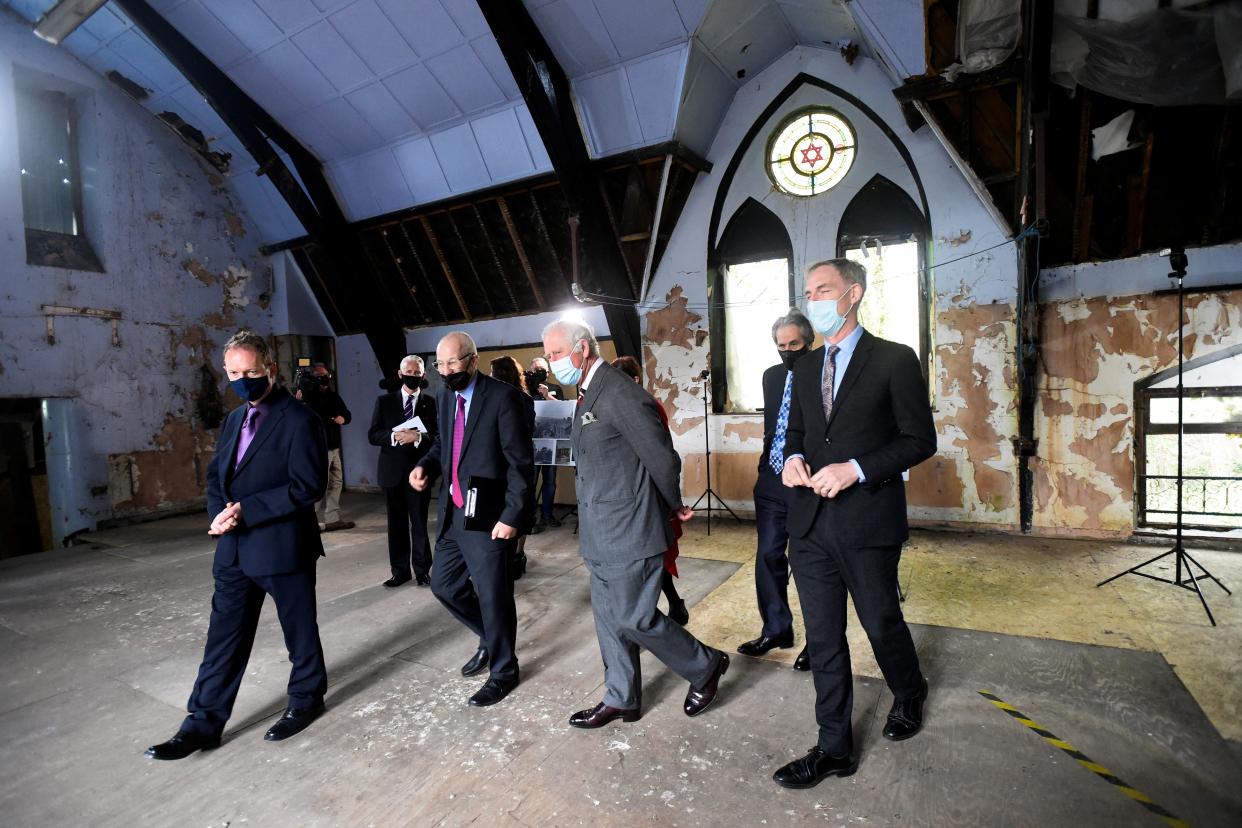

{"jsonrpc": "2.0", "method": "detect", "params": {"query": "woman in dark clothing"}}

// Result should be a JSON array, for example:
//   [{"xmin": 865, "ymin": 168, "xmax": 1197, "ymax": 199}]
[
  {"xmin": 490, "ymin": 356, "xmax": 535, "ymax": 579},
  {"xmin": 611, "ymin": 355, "xmax": 690, "ymax": 626}
]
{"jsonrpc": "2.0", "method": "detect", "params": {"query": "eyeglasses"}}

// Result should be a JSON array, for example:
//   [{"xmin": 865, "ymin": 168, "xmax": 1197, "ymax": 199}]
[{"xmin": 432, "ymin": 352, "xmax": 476, "ymax": 371}]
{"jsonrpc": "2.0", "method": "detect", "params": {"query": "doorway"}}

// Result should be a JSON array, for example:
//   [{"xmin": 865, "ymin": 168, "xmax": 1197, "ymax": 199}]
[{"xmin": 0, "ymin": 399, "xmax": 53, "ymax": 557}]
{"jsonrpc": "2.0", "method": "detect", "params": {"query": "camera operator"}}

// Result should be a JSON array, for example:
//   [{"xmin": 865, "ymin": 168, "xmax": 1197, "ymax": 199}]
[
  {"xmin": 525, "ymin": 357, "xmax": 563, "ymax": 534},
  {"xmin": 296, "ymin": 363, "xmax": 354, "ymax": 532}
]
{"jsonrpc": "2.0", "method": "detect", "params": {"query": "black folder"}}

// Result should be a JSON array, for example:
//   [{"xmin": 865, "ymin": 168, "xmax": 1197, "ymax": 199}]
[{"xmin": 462, "ymin": 476, "xmax": 506, "ymax": 532}]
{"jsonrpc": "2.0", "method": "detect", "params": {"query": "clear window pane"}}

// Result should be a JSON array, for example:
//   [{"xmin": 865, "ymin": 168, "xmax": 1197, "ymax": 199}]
[
  {"xmin": 845, "ymin": 239, "xmax": 921, "ymax": 356},
  {"xmin": 16, "ymin": 90, "xmax": 78, "ymax": 236},
  {"xmin": 724, "ymin": 258, "xmax": 790, "ymax": 413},
  {"xmin": 1149, "ymin": 395, "xmax": 1242, "ymax": 425}
]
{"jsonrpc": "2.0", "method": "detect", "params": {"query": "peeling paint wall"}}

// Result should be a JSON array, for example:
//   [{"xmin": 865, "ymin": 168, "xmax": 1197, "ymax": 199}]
[
  {"xmin": 0, "ymin": 16, "xmax": 272, "ymax": 539},
  {"xmin": 642, "ymin": 46, "xmax": 1021, "ymax": 524}
]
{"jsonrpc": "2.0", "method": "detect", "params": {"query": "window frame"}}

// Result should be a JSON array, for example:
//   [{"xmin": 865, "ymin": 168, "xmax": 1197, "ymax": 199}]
[{"xmin": 765, "ymin": 106, "xmax": 858, "ymax": 198}]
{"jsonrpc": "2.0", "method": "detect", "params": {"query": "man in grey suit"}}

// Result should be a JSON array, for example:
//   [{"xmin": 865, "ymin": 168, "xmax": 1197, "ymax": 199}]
[{"xmin": 541, "ymin": 320, "xmax": 729, "ymax": 730}]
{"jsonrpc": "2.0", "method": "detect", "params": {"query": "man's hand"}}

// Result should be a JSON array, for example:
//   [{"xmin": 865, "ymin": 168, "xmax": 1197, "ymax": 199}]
[
  {"xmin": 781, "ymin": 456, "xmax": 813, "ymax": 488},
  {"xmin": 537, "ymin": 384, "xmax": 556, "ymax": 400},
  {"xmin": 674, "ymin": 506, "xmax": 694, "ymax": 522},
  {"xmin": 333, "ymin": 415, "xmax": 345, "ymax": 425},
  {"xmin": 393, "ymin": 429, "xmax": 419, "ymax": 446},
  {"xmin": 294, "ymin": 390, "xmax": 303, "ymax": 401},
  {"xmin": 809, "ymin": 463, "xmax": 859, "ymax": 499},
  {"xmin": 208, "ymin": 502, "xmax": 242, "ymax": 535},
  {"xmin": 492, "ymin": 521, "xmax": 517, "ymax": 540},
  {"xmin": 409, "ymin": 466, "xmax": 428, "ymax": 491}
]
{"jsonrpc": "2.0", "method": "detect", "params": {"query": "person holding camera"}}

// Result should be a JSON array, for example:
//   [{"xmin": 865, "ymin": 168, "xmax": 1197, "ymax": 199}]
[
  {"xmin": 525, "ymin": 357, "xmax": 563, "ymax": 533},
  {"xmin": 296, "ymin": 363, "xmax": 353, "ymax": 532}
]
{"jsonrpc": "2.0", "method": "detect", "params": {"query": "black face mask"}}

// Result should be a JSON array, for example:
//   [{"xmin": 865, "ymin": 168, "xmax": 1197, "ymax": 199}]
[
  {"xmin": 528, "ymin": 367, "xmax": 547, "ymax": 384},
  {"xmin": 315, "ymin": 376, "xmax": 330, "ymax": 389},
  {"xmin": 780, "ymin": 347, "xmax": 808, "ymax": 370},
  {"xmin": 442, "ymin": 369, "xmax": 472, "ymax": 393},
  {"xmin": 402, "ymin": 375, "xmax": 428, "ymax": 391}
]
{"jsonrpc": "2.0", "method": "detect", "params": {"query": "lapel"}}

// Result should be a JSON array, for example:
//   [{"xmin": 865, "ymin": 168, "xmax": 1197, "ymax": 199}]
[
  {"xmin": 803, "ymin": 347, "xmax": 828, "ymax": 432},
  {"xmin": 222, "ymin": 405, "xmax": 245, "ymax": 484},
  {"xmin": 458, "ymin": 374, "xmax": 487, "ymax": 459},
  {"xmin": 234, "ymin": 389, "xmax": 288, "ymax": 477},
  {"xmin": 826, "ymin": 331, "xmax": 874, "ymax": 431},
  {"xmin": 571, "ymin": 361, "xmax": 608, "ymax": 446}
]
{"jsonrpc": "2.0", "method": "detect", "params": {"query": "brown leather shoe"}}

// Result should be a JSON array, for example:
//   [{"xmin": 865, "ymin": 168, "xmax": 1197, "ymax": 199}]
[
  {"xmin": 683, "ymin": 652, "xmax": 729, "ymax": 717},
  {"xmin": 569, "ymin": 702, "xmax": 641, "ymax": 729}
]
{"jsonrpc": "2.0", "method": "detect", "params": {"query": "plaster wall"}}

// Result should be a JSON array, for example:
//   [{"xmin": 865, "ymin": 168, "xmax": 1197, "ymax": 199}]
[
  {"xmin": 0, "ymin": 14, "xmax": 272, "ymax": 541},
  {"xmin": 642, "ymin": 45, "xmax": 1021, "ymax": 526}
]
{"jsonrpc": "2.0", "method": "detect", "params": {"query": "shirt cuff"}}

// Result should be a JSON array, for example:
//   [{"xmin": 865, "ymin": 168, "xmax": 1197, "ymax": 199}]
[
  {"xmin": 850, "ymin": 459, "xmax": 866, "ymax": 483},
  {"xmin": 786, "ymin": 453, "xmax": 804, "ymax": 462},
  {"xmin": 390, "ymin": 432, "xmax": 399, "ymax": 447}
]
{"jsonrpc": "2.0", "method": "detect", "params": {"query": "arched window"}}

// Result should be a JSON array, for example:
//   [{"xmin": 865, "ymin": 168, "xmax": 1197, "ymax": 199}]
[
  {"xmin": 709, "ymin": 198, "xmax": 794, "ymax": 413},
  {"xmin": 836, "ymin": 175, "xmax": 931, "ymax": 378}
]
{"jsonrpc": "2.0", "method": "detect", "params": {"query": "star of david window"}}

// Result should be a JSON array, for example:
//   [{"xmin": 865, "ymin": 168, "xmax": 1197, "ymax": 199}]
[{"xmin": 766, "ymin": 108, "xmax": 856, "ymax": 197}]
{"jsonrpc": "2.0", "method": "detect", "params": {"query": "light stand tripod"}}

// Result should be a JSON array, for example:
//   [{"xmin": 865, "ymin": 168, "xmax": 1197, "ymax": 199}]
[
  {"xmin": 1096, "ymin": 247, "xmax": 1230, "ymax": 625},
  {"xmin": 688, "ymin": 370, "xmax": 740, "ymax": 535}
]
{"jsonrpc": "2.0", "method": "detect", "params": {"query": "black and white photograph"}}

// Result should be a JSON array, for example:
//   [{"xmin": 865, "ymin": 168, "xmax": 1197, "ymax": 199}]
[
  {"xmin": 533, "ymin": 439, "xmax": 555, "ymax": 466},
  {"xmin": 534, "ymin": 399, "xmax": 574, "ymax": 439},
  {"xmin": 554, "ymin": 439, "xmax": 574, "ymax": 466}
]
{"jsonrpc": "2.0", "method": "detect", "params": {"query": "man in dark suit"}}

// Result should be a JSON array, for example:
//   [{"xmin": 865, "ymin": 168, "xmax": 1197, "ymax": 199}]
[
  {"xmin": 736, "ymin": 310, "xmax": 813, "ymax": 670},
  {"xmin": 772, "ymin": 259, "xmax": 936, "ymax": 789},
  {"xmin": 526, "ymin": 356, "xmax": 563, "ymax": 534},
  {"xmin": 369, "ymin": 355, "xmax": 438, "ymax": 588},
  {"xmin": 146, "ymin": 330, "xmax": 329, "ymax": 760},
  {"xmin": 409, "ymin": 332, "xmax": 533, "ymax": 707},
  {"xmin": 542, "ymin": 320, "xmax": 728, "ymax": 730}
]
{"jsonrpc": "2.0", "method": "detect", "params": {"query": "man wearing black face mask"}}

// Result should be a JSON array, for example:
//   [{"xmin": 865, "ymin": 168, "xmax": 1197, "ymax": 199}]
[
  {"xmin": 736, "ymin": 311, "xmax": 814, "ymax": 670},
  {"xmin": 297, "ymin": 363, "xmax": 353, "ymax": 532},
  {"xmin": 368, "ymin": 355, "xmax": 438, "ymax": 588}
]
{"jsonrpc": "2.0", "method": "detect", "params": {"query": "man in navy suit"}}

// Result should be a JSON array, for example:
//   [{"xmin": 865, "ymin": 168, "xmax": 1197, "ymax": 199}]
[
  {"xmin": 772, "ymin": 259, "xmax": 936, "ymax": 788},
  {"xmin": 410, "ymin": 332, "xmax": 533, "ymax": 708},
  {"xmin": 146, "ymin": 330, "xmax": 329, "ymax": 760}
]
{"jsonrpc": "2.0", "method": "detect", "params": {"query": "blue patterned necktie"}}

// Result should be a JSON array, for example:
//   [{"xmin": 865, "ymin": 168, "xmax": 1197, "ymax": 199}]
[{"xmin": 768, "ymin": 372, "xmax": 793, "ymax": 474}]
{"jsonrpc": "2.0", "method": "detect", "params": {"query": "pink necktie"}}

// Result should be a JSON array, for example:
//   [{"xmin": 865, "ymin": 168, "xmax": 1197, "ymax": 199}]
[{"xmin": 451, "ymin": 394, "xmax": 465, "ymax": 509}]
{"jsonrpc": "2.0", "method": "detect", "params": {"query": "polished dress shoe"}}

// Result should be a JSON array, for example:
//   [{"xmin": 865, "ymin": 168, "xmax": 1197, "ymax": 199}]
[
  {"xmin": 415, "ymin": 573, "xmax": 431, "ymax": 587},
  {"xmin": 144, "ymin": 730, "xmax": 221, "ymax": 760},
  {"xmin": 461, "ymin": 647, "xmax": 490, "ymax": 677},
  {"xmin": 668, "ymin": 598, "xmax": 689, "ymax": 626},
  {"xmin": 737, "ymin": 632, "xmax": 794, "ymax": 656},
  {"xmin": 684, "ymin": 652, "xmax": 729, "ymax": 717},
  {"xmin": 469, "ymin": 676, "xmax": 518, "ymax": 707},
  {"xmin": 264, "ymin": 702, "xmax": 325, "ymax": 742},
  {"xmin": 383, "ymin": 575, "xmax": 412, "ymax": 588},
  {"xmin": 793, "ymin": 647, "xmax": 810, "ymax": 671},
  {"xmin": 569, "ymin": 702, "xmax": 641, "ymax": 729},
  {"xmin": 772, "ymin": 746, "xmax": 858, "ymax": 788},
  {"xmin": 883, "ymin": 677, "xmax": 928, "ymax": 741}
]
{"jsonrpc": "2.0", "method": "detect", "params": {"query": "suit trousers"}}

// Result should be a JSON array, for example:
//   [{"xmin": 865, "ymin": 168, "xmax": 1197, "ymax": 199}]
[
  {"xmin": 753, "ymin": 469, "xmax": 793, "ymax": 638},
  {"xmin": 789, "ymin": 520, "xmax": 922, "ymax": 755},
  {"xmin": 385, "ymin": 482, "xmax": 431, "ymax": 579},
  {"xmin": 317, "ymin": 448, "xmax": 344, "ymax": 524},
  {"xmin": 182, "ymin": 560, "xmax": 327, "ymax": 736},
  {"xmin": 430, "ymin": 503, "xmax": 519, "ymax": 681},
  {"xmin": 585, "ymin": 553, "xmax": 719, "ymax": 710}
]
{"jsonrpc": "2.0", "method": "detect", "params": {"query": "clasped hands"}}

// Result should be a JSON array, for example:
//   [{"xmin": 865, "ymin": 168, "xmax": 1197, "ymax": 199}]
[
  {"xmin": 781, "ymin": 456, "xmax": 858, "ymax": 499},
  {"xmin": 393, "ymin": 428, "xmax": 421, "ymax": 446},
  {"xmin": 209, "ymin": 502, "xmax": 242, "ymax": 535}
]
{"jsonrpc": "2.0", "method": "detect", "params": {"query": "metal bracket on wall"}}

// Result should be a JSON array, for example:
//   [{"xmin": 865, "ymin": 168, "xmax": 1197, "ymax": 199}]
[{"xmin": 41, "ymin": 304, "xmax": 121, "ymax": 347}]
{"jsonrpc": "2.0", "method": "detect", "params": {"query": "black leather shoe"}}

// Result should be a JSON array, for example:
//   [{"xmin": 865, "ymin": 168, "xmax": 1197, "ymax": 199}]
[
  {"xmin": 684, "ymin": 652, "xmax": 729, "ymax": 717},
  {"xmin": 668, "ymin": 598, "xmax": 689, "ymax": 626},
  {"xmin": 264, "ymin": 702, "xmax": 325, "ymax": 742},
  {"xmin": 883, "ymin": 677, "xmax": 928, "ymax": 741},
  {"xmin": 144, "ymin": 730, "xmax": 221, "ymax": 760},
  {"xmin": 469, "ymin": 675, "xmax": 518, "ymax": 707},
  {"xmin": 529, "ymin": 522, "xmax": 544, "ymax": 535},
  {"xmin": 383, "ymin": 575, "xmax": 412, "ymax": 588},
  {"xmin": 415, "ymin": 573, "xmax": 430, "ymax": 587},
  {"xmin": 793, "ymin": 647, "xmax": 810, "ymax": 671},
  {"xmin": 569, "ymin": 702, "xmax": 641, "ymax": 729},
  {"xmin": 461, "ymin": 647, "xmax": 490, "ymax": 677},
  {"xmin": 772, "ymin": 746, "xmax": 858, "ymax": 788},
  {"xmin": 737, "ymin": 632, "xmax": 794, "ymax": 656},
  {"xmin": 547, "ymin": 516, "xmax": 562, "ymax": 528}
]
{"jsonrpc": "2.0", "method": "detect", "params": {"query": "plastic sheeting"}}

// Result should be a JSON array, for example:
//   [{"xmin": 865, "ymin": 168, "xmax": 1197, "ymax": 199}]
[
  {"xmin": 1052, "ymin": 4, "xmax": 1241, "ymax": 105},
  {"xmin": 943, "ymin": 0, "xmax": 1021, "ymax": 81}
]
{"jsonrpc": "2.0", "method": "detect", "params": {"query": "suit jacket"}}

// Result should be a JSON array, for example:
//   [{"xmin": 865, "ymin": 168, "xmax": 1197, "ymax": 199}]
[
  {"xmin": 572, "ymin": 362, "xmax": 682, "ymax": 564},
  {"xmin": 368, "ymin": 390, "xmax": 438, "ymax": 488},
  {"xmin": 784, "ymin": 330, "xmax": 936, "ymax": 546},
  {"xmin": 758, "ymin": 362, "xmax": 789, "ymax": 472},
  {"xmin": 206, "ymin": 386, "xmax": 328, "ymax": 577},
  {"xmin": 416, "ymin": 373, "xmax": 533, "ymax": 535}
]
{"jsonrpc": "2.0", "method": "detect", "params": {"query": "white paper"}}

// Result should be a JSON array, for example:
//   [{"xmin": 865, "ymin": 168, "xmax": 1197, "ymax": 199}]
[{"xmin": 391, "ymin": 416, "xmax": 427, "ymax": 433}]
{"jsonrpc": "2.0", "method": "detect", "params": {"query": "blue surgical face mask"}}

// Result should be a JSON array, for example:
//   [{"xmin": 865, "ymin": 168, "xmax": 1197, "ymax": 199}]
[
  {"xmin": 550, "ymin": 343, "xmax": 584, "ymax": 385},
  {"xmin": 806, "ymin": 292, "xmax": 855, "ymax": 338},
  {"xmin": 230, "ymin": 374, "xmax": 271, "ymax": 402}
]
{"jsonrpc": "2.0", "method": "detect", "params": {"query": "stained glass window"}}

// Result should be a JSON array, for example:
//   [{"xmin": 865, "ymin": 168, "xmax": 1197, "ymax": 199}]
[{"xmin": 766, "ymin": 108, "xmax": 856, "ymax": 197}]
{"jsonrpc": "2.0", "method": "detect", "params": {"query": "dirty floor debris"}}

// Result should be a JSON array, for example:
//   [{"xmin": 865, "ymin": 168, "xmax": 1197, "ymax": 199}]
[{"xmin": 1, "ymin": 493, "xmax": 1239, "ymax": 826}]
